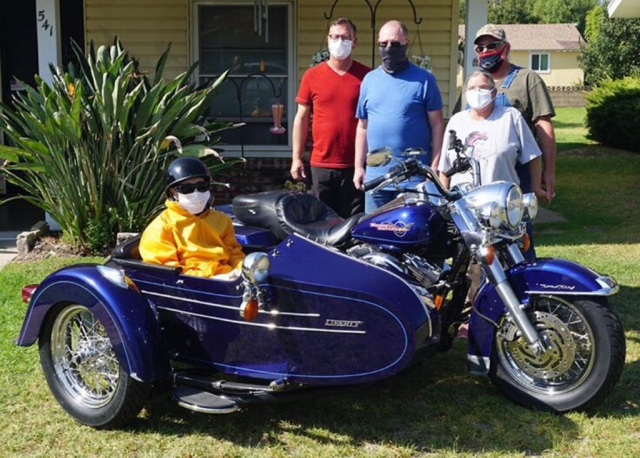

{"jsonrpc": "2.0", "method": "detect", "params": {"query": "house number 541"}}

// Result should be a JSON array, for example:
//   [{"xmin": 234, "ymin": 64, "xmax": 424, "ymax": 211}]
[{"xmin": 37, "ymin": 10, "xmax": 54, "ymax": 37}]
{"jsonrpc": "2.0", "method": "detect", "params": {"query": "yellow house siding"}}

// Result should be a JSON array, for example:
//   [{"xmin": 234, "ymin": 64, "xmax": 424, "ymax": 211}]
[
  {"xmin": 298, "ymin": 0, "xmax": 457, "ymax": 115},
  {"xmin": 85, "ymin": 0, "xmax": 189, "ymax": 79},
  {"xmin": 510, "ymin": 50, "xmax": 584, "ymax": 87},
  {"xmin": 85, "ymin": 0, "xmax": 458, "ymax": 113}
]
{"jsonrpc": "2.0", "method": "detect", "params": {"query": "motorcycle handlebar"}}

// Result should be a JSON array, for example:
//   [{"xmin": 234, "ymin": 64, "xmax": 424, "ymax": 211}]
[
  {"xmin": 363, "ymin": 165, "xmax": 403, "ymax": 192},
  {"xmin": 363, "ymin": 174, "xmax": 389, "ymax": 192},
  {"xmin": 363, "ymin": 157, "xmax": 460, "ymax": 201},
  {"xmin": 443, "ymin": 165, "xmax": 457, "ymax": 178}
]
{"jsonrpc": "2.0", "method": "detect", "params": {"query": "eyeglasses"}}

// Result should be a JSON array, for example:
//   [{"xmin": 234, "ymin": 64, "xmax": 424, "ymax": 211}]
[
  {"xmin": 474, "ymin": 41, "xmax": 504, "ymax": 53},
  {"xmin": 328, "ymin": 34, "xmax": 353, "ymax": 41},
  {"xmin": 174, "ymin": 181, "xmax": 210, "ymax": 194},
  {"xmin": 377, "ymin": 41, "xmax": 404, "ymax": 48}
]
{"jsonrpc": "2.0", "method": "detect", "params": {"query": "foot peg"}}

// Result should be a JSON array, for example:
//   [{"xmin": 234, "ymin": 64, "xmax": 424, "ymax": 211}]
[{"xmin": 172, "ymin": 385, "xmax": 238, "ymax": 414}]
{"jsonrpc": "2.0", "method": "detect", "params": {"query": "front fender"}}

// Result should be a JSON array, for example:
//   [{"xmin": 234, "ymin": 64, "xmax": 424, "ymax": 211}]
[
  {"xmin": 16, "ymin": 264, "xmax": 170, "ymax": 382},
  {"xmin": 467, "ymin": 257, "xmax": 618, "ymax": 375}
]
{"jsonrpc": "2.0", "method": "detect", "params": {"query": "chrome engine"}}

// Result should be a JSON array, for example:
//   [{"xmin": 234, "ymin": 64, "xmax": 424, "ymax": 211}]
[{"xmin": 348, "ymin": 245, "xmax": 444, "ymax": 289}]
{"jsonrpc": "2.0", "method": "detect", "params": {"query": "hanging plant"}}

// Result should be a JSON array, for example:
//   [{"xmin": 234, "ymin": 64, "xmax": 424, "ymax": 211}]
[
  {"xmin": 410, "ymin": 54, "xmax": 432, "ymax": 72},
  {"xmin": 310, "ymin": 50, "xmax": 330, "ymax": 67}
]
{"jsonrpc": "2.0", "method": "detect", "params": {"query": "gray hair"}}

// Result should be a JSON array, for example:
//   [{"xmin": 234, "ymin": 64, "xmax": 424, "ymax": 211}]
[{"xmin": 464, "ymin": 70, "xmax": 496, "ymax": 91}]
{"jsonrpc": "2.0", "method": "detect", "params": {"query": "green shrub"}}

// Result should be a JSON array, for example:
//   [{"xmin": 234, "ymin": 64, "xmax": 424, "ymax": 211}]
[
  {"xmin": 585, "ymin": 77, "xmax": 640, "ymax": 153},
  {"xmin": 0, "ymin": 38, "xmax": 243, "ymax": 251}
]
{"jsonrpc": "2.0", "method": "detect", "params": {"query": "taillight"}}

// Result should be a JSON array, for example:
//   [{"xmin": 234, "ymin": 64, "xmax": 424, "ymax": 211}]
[{"xmin": 22, "ymin": 284, "xmax": 38, "ymax": 303}]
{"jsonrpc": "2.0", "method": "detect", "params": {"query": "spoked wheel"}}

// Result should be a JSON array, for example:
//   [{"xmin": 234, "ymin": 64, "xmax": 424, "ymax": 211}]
[
  {"xmin": 490, "ymin": 296, "xmax": 625, "ymax": 412},
  {"xmin": 39, "ymin": 303, "xmax": 151, "ymax": 428}
]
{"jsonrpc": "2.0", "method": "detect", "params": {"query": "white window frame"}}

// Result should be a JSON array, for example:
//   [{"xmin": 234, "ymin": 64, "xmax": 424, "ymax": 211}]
[
  {"xmin": 529, "ymin": 52, "xmax": 551, "ymax": 74},
  {"xmin": 190, "ymin": 0, "xmax": 296, "ymax": 158}
]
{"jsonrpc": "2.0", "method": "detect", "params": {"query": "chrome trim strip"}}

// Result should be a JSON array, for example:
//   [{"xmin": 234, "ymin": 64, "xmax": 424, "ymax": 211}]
[
  {"xmin": 289, "ymin": 234, "xmax": 433, "ymax": 336},
  {"xmin": 524, "ymin": 288, "xmax": 618, "ymax": 296},
  {"xmin": 157, "ymin": 305, "xmax": 366, "ymax": 334},
  {"xmin": 143, "ymin": 290, "xmax": 320, "ymax": 317}
]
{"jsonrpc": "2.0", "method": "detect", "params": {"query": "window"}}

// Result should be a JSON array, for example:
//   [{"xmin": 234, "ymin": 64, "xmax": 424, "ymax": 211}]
[
  {"xmin": 530, "ymin": 53, "xmax": 550, "ymax": 73},
  {"xmin": 193, "ymin": 2, "xmax": 293, "ymax": 155}
]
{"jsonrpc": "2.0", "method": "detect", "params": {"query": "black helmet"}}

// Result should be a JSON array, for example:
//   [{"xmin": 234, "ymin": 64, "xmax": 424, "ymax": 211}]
[{"xmin": 165, "ymin": 157, "xmax": 211, "ymax": 198}]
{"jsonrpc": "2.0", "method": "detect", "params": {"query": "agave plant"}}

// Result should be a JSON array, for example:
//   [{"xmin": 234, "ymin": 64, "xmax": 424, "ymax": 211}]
[{"xmin": 0, "ymin": 38, "xmax": 242, "ymax": 252}]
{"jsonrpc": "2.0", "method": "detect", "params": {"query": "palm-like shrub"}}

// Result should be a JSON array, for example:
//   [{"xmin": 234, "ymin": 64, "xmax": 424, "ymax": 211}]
[{"xmin": 0, "ymin": 38, "xmax": 242, "ymax": 252}]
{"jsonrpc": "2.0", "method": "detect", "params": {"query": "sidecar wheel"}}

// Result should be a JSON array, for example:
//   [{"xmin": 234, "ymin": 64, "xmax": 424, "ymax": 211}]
[
  {"xmin": 489, "ymin": 296, "xmax": 625, "ymax": 412},
  {"xmin": 39, "ymin": 303, "xmax": 151, "ymax": 428}
]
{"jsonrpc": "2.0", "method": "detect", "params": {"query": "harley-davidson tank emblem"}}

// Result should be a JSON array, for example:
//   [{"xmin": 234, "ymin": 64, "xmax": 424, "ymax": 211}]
[
  {"xmin": 369, "ymin": 221, "xmax": 414, "ymax": 238},
  {"xmin": 325, "ymin": 319, "xmax": 364, "ymax": 328}
]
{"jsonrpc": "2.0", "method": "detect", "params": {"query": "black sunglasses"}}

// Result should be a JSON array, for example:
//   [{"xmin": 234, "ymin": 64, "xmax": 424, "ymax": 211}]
[
  {"xmin": 377, "ymin": 41, "xmax": 403, "ymax": 48},
  {"xmin": 474, "ymin": 41, "xmax": 504, "ymax": 53},
  {"xmin": 174, "ymin": 181, "xmax": 210, "ymax": 194}
]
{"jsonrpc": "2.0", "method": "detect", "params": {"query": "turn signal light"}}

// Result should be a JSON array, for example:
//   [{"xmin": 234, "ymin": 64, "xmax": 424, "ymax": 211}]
[
  {"xmin": 521, "ymin": 233, "xmax": 531, "ymax": 253},
  {"xmin": 479, "ymin": 246, "xmax": 495, "ymax": 265},
  {"xmin": 434, "ymin": 295, "xmax": 444, "ymax": 310},
  {"xmin": 240, "ymin": 299, "xmax": 259, "ymax": 321}
]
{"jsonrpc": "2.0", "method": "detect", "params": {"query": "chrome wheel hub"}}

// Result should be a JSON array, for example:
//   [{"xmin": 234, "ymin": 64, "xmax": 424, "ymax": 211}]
[
  {"xmin": 50, "ymin": 305, "xmax": 120, "ymax": 408},
  {"xmin": 496, "ymin": 296, "xmax": 595, "ymax": 395}
]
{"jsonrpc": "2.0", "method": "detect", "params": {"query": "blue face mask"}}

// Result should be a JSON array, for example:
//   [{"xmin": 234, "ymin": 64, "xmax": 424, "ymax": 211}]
[
  {"xmin": 478, "ymin": 51, "xmax": 503, "ymax": 74},
  {"xmin": 379, "ymin": 44, "xmax": 409, "ymax": 74}
]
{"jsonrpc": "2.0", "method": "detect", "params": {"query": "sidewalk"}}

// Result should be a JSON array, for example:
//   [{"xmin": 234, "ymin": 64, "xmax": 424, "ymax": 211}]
[{"xmin": 0, "ymin": 231, "xmax": 20, "ymax": 270}]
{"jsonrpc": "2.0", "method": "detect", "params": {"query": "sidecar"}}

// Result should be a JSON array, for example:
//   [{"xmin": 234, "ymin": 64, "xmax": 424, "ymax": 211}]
[{"xmin": 16, "ymin": 192, "xmax": 439, "ymax": 428}]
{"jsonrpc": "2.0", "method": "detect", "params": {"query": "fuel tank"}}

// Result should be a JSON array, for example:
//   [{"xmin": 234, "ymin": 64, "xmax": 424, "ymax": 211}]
[{"xmin": 351, "ymin": 197, "xmax": 451, "ymax": 254}]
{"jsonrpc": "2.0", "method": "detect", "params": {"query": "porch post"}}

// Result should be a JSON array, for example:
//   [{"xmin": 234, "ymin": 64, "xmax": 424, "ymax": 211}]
[
  {"xmin": 464, "ymin": 0, "xmax": 488, "ymax": 82},
  {"xmin": 36, "ymin": 0, "xmax": 62, "ymax": 85},
  {"xmin": 36, "ymin": 0, "xmax": 62, "ymax": 230}
]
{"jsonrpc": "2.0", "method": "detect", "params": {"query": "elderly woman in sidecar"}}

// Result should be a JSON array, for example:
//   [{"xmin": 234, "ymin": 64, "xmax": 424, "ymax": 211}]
[{"xmin": 139, "ymin": 157, "xmax": 245, "ymax": 279}]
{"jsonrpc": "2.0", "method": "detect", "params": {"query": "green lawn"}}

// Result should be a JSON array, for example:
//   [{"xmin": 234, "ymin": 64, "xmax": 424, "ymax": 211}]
[{"xmin": 1, "ymin": 109, "xmax": 639, "ymax": 457}]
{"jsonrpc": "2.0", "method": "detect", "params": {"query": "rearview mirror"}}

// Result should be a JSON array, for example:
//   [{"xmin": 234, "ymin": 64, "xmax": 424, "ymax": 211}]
[{"xmin": 366, "ymin": 146, "xmax": 392, "ymax": 167}]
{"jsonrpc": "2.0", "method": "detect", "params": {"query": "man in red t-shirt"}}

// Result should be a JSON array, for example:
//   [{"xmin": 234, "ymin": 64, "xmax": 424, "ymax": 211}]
[{"xmin": 291, "ymin": 17, "xmax": 370, "ymax": 217}]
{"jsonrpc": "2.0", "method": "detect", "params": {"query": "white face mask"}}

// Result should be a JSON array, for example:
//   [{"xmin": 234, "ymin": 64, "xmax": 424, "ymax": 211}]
[
  {"xmin": 177, "ymin": 190, "xmax": 211, "ymax": 215},
  {"xmin": 466, "ymin": 88, "xmax": 494, "ymax": 110},
  {"xmin": 328, "ymin": 39, "xmax": 352, "ymax": 60}
]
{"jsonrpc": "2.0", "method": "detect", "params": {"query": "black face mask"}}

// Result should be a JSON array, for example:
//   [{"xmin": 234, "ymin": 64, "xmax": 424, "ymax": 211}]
[
  {"xmin": 379, "ymin": 44, "xmax": 409, "ymax": 74},
  {"xmin": 478, "ymin": 51, "xmax": 503, "ymax": 74}
]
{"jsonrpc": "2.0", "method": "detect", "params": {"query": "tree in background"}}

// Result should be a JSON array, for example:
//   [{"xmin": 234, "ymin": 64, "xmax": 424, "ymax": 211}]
[
  {"xmin": 488, "ymin": 0, "xmax": 538, "ymax": 24},
  {"xmin": 532, "ymin": 0, "xmax": 597, "ymax": 34},
  {"xmin": 460, "ymin": 0, "xmax": 597, "ymax": 33},
  {"xmin": 579, "ymin": 4, "xmax": 640, "ymax": 85}
]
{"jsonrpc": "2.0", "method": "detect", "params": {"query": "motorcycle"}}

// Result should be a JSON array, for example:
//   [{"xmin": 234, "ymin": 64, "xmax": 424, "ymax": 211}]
[{"xmin": 16, "ymin": 135, "xmax": 625, "ymax": 428}]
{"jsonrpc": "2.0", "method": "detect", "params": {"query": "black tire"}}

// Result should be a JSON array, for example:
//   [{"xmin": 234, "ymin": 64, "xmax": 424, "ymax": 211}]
[
  {"xmin": 39, "ymin": 303, "xmax": 151, "ymax": 428},
  {"xmin": 489, "ymin": 296, "xmax": 625, "ymax": 412}
]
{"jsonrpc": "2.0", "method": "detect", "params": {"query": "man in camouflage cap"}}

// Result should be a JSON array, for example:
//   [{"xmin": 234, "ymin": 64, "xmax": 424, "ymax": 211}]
[{"xmin": 474, "ymin": 24, "xmax": 557, "ymax": 258}]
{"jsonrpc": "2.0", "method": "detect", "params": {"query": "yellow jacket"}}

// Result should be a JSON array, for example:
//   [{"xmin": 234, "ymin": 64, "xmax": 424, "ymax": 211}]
[{"xmin": 139, "ymin": 200, "xmax": 245, "ymax": 277}]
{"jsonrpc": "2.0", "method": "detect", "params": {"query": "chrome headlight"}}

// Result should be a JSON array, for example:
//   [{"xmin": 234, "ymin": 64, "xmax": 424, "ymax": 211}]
[
  {"xmin": 242, "ymin": 252, "xmax": 270, "ymax": 284},
  {"xmin": 463, "ymin": 182, "xmax": 525, "ymax": 231},
  {"xmin": 479, "ymin": 202, "xmax": 502, "ymax": 229},
  {"xmin": 505, "ymin": 185, "xmax": 524, "ymax": 228},
  {"xmin": 522, "ymin": 192, "xmax": 538, "ymax": 222}
]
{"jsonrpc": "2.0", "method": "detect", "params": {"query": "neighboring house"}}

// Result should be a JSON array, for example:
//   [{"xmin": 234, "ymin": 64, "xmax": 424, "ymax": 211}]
[
  {"xmin": 608, "ymin": 0, "xmax": 640, "ymax": 18},
  {"xmin": 458, "ymin": 23, "xmax": 585, "ymax": 89}
]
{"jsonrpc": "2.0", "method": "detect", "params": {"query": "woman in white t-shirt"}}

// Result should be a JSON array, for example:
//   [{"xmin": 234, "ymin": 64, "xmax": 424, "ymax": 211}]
[{"xmin": 438, "ymin": 70, "xmax": 544, "ymax": 199}]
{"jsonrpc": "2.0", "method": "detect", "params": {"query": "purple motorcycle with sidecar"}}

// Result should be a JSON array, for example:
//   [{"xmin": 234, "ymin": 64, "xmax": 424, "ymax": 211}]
[{"xmin": 16, "ymin": 140, "xmax": 625, "ymax": 428}]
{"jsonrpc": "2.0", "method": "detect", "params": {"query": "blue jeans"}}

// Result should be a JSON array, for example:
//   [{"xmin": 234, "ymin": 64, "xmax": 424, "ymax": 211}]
[{"xmin": 364, "ymin": 190, "xmax": 398, "ymax": 213}]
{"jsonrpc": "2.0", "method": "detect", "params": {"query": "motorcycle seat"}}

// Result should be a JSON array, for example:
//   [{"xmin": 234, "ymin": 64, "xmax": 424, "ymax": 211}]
[{"xmin": 232, "ymin": 191, "xmax": 362, "ymax": 246}]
